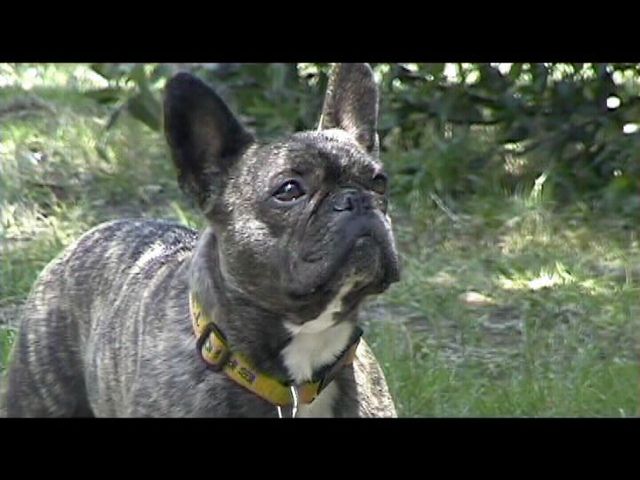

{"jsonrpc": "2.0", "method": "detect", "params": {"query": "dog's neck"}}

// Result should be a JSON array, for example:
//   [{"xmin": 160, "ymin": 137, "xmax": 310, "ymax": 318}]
[
  {"xmin": 281, "ymin": 280, "xmax": 356, "ymax": 383},
  {"xmin": 188, "ymin": 227, "xmax": 357, "ymax": 385}
]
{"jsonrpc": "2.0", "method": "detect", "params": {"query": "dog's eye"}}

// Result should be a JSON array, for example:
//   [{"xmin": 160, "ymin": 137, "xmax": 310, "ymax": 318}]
[
  {"xmin": 371, "ymin": 172, "xmax": 388, "ymax": 195},
  {"xmin": 273, "ymin": 180, "xmax": 305, "ymax": 202}
]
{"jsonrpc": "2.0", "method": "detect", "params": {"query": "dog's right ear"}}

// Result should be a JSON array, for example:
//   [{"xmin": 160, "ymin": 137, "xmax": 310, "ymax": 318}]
[
  {"xmin": 318, "ymin": 63, "xmax": 380, "ymax": 156},
  {"xmin": 164, "ymin": 72, "xmax": 254, "ymax": 212}
]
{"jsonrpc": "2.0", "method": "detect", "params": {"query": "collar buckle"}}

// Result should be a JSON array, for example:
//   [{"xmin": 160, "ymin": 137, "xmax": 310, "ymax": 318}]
[{"xmin": 196, "ymin": 323, "xmax": 231, "ymax": 372}]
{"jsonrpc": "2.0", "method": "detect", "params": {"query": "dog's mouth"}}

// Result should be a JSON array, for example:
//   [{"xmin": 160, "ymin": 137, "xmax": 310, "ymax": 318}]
[
  {"xmin": 285, "ymin": 265, "xmax": 377, "ymax": 324},
  {"xmin": 288, "ymin": 229, "xmax": 398, "ymax": 307}
]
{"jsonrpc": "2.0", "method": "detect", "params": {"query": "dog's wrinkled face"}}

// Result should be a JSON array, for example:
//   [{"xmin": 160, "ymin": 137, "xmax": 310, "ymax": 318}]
[
  {"xmin": 219, "ymin": 129, "xmax": 400, "ymax": 320},
  {"xmin": 164, "ymin": 64, "xmax": 400, "ymax": 322}
]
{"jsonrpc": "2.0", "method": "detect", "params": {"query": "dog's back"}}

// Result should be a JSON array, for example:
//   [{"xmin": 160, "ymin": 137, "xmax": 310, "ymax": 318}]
[{"xmin": 2, "ymin": 219, "xmax": 197, "ymax": 416}]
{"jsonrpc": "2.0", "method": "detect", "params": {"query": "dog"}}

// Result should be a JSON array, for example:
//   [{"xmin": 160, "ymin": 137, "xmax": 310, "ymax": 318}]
[{"xmin": 1, "ymin": 63, "xmax": 400, "ymax": 417}]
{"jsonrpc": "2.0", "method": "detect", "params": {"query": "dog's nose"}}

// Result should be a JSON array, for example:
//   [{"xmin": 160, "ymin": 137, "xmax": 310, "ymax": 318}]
[{"xmin": 333, "ymin": 188, "xmax": 372, "ymax": 213}]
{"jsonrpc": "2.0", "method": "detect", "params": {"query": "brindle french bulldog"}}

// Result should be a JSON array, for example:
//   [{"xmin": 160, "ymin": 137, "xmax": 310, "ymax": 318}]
[{"xmin": 1, "ymin": 63, "xmax": 400, "ymax": 417}]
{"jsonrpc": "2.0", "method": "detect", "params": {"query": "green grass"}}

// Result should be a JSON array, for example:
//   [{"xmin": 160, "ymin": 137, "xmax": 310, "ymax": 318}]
[
  {"xmin": 1, "ymin": 64, "xmax": 638, "ymax": 416},
  {"xmin": 364, "ymin": 191, "xmax": 639, "ymax": 416}
]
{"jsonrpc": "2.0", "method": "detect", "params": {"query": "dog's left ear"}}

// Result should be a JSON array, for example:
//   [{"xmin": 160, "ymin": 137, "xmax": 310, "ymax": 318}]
[
  {"xmin": 318, "ymin": 63, "xmax": 379, "ymax": 155},
  {"xmin": 164, "ymin": 72, "xmax": 254, "ymax": 212}
]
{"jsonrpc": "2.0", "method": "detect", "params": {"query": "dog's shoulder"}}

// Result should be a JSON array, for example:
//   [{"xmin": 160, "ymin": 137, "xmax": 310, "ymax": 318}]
[
  {"xmin": 68, "ymin": 218, "xmax": 198, "ymax": 264},
  {"xmin": 48, "ymin": 218, "xmax": 200, "ymax": 299}
]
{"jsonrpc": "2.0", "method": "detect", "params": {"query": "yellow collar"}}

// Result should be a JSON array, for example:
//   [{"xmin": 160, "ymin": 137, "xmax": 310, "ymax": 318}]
[{"xmin": 189, "ymin": 293, "xmax": 362, "ymax": 408}]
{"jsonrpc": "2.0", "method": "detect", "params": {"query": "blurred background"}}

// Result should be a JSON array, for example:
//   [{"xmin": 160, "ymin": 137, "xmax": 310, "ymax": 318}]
[{"xmin": 0, "ymin": 63, "xmax": 638, "ymax": 416}]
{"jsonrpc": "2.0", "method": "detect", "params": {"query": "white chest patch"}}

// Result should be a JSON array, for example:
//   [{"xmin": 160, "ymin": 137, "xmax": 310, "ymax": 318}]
[{"xmin": 282, "ymin": 281, "xmax": 356, "ymax": 417}]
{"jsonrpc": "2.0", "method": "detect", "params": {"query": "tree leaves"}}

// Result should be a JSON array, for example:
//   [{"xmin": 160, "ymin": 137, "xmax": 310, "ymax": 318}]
[
  {"xmin": 83, "ymin": 63, "xmax": 640, "ymax": 210},
  {"xmin": 126, "ymin": 86, "xmax": 162, "ymax": 131},
  {"xmin": 86, "ymin": 63, "xmax": 165, "ymax": 131}
]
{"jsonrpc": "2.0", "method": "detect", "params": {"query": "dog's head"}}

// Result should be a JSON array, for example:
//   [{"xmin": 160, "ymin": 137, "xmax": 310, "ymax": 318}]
[{"xmin": 164, "ymin": 64, "xmax": 400, "ymax": 323}]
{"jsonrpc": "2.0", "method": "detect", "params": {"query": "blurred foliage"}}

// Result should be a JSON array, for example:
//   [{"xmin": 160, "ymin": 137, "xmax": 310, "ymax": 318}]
[
  {"xmin": 377, "ymin": 63, "xmax": 640, "ymax": 214},
  {"xmin": 85, "ymin": 63, "xmax": 640, "ymax": 214}
]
